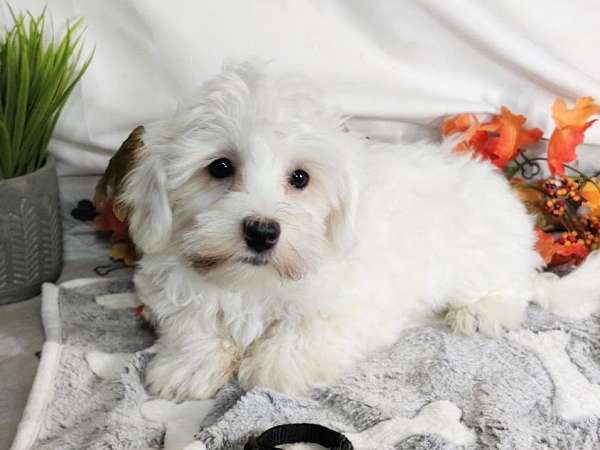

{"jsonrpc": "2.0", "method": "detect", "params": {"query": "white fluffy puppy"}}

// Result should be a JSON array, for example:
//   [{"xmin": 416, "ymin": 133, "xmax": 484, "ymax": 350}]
[{"xmin": 119, "ymin": 62, "xmax": 600, "ymax": 401}]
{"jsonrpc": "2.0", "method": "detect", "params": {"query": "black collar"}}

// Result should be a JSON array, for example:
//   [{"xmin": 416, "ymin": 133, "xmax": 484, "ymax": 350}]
[{"xmin": 244, "ymin": 423, "xmax": 353, "ymax": 450}]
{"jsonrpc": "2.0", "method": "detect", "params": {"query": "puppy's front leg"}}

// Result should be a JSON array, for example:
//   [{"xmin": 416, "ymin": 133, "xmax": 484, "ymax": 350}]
[
  {"xmin": 238, "ymin": 316, "xmax": 363, "ymax": 395},
  {"xmin": 145, "ymin": 327, "xmax": 240, "ymax": 401}
]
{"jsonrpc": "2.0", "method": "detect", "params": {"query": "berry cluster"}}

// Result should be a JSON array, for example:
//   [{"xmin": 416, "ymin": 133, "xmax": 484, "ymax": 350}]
[
  {"xmin": 542, "ymin": 176, "xmax": 582, "ymax": 217},
  {"xmin": 556, "ymin": 230, "xmax": 584, "ymax": 247},
  {"xmin": 582, "ymin": 215, "xmax": 600, "ymax": 249}
]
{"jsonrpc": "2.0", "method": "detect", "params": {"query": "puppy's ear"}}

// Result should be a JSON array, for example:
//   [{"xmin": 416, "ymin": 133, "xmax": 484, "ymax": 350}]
[
  {"xmin": 328, "ymin": 166, "xmax": 358, "ymax": 252},
  {"xmin": 117, "ymin": 126, "xmax": 173, "ymax": 254}
]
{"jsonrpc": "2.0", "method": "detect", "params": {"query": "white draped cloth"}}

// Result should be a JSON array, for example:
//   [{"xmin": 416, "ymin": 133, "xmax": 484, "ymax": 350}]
[{"xmin": 3, "ymin": 0, "xmax": 600, "ymax": 174}]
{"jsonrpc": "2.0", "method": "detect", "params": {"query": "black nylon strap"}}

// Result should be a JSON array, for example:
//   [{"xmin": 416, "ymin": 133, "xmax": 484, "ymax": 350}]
[{"xmin": 244, "ymin": 423, "xmax": 353, "ymax": 450}]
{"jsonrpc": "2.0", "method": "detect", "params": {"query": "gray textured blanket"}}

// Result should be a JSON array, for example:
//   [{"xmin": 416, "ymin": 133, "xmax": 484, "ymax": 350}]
[{"xmin": 10, "ymin": 277, "xmax": 600, "ymax": 450}]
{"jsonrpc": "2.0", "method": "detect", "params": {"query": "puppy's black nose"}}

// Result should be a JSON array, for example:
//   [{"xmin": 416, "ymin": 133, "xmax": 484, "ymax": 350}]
[{"xmin": 243, "ymin": 217, "xmax": 280, "ymax": 253}]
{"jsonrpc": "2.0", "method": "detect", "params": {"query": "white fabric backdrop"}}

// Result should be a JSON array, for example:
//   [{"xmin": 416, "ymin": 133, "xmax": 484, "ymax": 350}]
[{"xmin": 3, "ymin": 0, "xmax": 600, "ymax": 175}]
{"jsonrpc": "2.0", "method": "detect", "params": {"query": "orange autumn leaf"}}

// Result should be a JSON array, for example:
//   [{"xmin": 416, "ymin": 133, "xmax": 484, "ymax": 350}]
[
  {"xmin": 442, "ymin": 113, "xmax": 482, "ymax": 153},
  {"xmin": 485, "ymin": 107, "xmax": 543, "ymax": 168},
  {"xmin": 535, "ymin": 228, "xmax": 589, "ymax": 266},
  {"xmin": 466, "ymin": 129, "xmax": 490, "ymax": 156},
  {"xmin": 442, "ymin": 107, "xmax": 541, "ymax": 168},
  {"xmin": 548, "ymin": 97, "xmax": 599, "ymax": 175},
  {"xmin": 442, "ymin": 113, "xmax": 472, "ymax": 136},
  {"xmin": 553, "ymin": 97, "xmax": 600, "ymax": 128},
  {"xmin": 548, "ymin": 121, "xmax": 596, "ymax": 175},
  {"xmin": 582, "ymin": 180, "xmax": 600, "ymax": 217},
  {"xmin": 535, "ymin": 228, "xmax": 556, "ymax": 265},
  {"xmin": 552, "ymin": 241, "xmax": 588, "ymax": 266}
]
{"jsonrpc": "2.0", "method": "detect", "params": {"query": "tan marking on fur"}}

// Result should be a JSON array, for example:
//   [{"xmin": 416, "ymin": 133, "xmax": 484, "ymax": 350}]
[
  {"xmin": 94, "ymin": 125, "xmax": 146, "ymax": 220},
  {"xmin": 189, "ymin": 256, "xmax": 225, "ymax": 271},
  {"xmin": 271, "ymin": 238, "xmax": 308, "ymax": 281},
  {"xmin": 272, "ymin": 254, "xmax": 305, "ymax": 281},
  {"xmin": 221, "ymin": 339, "xmax": 243, "ymax": 378}
]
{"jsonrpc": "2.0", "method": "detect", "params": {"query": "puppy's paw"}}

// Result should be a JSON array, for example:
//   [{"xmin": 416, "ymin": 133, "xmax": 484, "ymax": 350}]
[
  {"xmin": 446, "ymin": 294, "xmax": 526, "ymax": 337},
  {"xmin": 145, "ymin": 342, "xmax": 239, "ymax": 401},
  {"xmin": 238, "ymin": 345, "xmax": 345, "ymax": 395},
  {"xmin": 237, "ymin": 355, "xmax": 313, "ymax": 395}
]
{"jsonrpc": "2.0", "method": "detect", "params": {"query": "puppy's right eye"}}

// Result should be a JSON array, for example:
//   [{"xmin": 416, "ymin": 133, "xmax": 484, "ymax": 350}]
[{"xmin": 208, "ymin": 158, "xmax": 234, "ymax": 178}]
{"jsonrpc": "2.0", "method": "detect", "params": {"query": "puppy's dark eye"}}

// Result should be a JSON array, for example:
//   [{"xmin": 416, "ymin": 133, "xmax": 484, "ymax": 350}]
[
  {"xmin": 289, "ymin": 169, "xmax": 309, "ymax": 189},
  {"xmin": 208, "ymin": 158, "xmax": 234, "ymax": 178}
]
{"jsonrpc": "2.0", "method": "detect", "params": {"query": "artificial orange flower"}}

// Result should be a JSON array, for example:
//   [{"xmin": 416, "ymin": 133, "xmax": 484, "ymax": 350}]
[
  {"xmin": 581, "ymin": 180, "xmax": 600, "ymax": 217},
  {"xmin": 548, "ymin": 97, "xmax": 599, "ymax": 175}
]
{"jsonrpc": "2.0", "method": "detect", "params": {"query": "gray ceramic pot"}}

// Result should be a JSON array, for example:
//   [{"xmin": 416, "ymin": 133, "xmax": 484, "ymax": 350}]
[{"xmin": 0, "ymin": 157, "xmax": 63, "ymax": 304}]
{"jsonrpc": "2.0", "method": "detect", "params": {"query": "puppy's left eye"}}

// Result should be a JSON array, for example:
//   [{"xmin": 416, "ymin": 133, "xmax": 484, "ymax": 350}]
[
  {"xmin": 208, "ymin": 158, "xmax": 235, "ymax": 178},
  {"xmin": 289, "ymin": 169, "xmax": 310, "ymax": 189}
]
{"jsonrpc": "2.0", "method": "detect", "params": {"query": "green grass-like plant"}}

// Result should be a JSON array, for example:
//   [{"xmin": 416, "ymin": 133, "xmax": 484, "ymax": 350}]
[{"xmin": 0, "ymin": 6, "xmax": 92, "ymax": 179}]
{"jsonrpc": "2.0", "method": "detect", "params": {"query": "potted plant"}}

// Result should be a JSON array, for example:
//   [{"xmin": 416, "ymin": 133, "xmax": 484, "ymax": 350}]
[{"xmin": 0, "ymin": 7, "xmax": 92, "ymax": 303}]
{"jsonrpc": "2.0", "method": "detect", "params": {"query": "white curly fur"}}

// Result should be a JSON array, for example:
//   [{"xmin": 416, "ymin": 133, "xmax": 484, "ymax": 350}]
[{"xmin": 119, "ymin": 62, "xmax": 600, "ymax": 401}]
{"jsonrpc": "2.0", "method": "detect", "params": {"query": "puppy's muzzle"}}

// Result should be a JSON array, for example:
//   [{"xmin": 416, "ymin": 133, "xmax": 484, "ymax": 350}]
[{"xmin": 243, "ymin": 217, "xmax": 280, "ymax": 253}]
